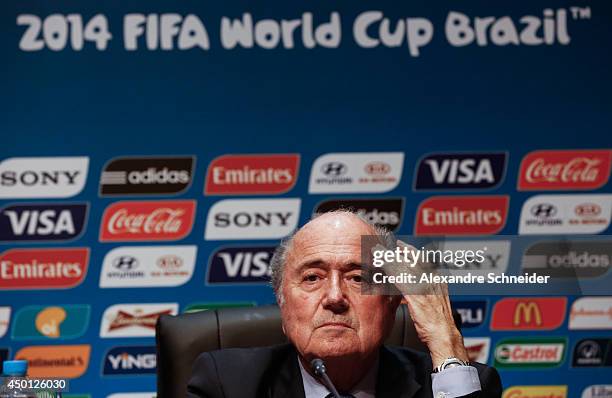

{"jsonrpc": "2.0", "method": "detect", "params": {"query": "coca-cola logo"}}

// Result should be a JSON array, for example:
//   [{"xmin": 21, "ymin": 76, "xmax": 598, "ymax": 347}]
[
  {"xmin": 519, "ymin": 150, "xmax": 612, "ymax": 190},
  {"xmin": 364, "ymin": 162, "xmax": 390, "ymax": 175},
  {"xmin": 100, "ymin": 200, "xmax": 195, "ymax": 242}
]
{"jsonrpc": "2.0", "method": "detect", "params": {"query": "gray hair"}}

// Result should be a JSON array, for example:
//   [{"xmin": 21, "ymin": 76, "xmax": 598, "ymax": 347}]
[{"xmin": 270, "ymin": 209, "xmax": 396, "ymax": 303}]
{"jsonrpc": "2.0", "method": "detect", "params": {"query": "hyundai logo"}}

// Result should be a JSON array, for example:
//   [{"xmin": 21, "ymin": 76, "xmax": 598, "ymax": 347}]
[
  {"xmin": 321, "ymin": 162, "xmax": 347, "ymax": 176},
  {"xmin": 531, "ymin": 203, "xmax": 557, "ymax": 219},
  {"xmin": 112, "ymin": 256, "xmax": 139, "ymax": 271}
]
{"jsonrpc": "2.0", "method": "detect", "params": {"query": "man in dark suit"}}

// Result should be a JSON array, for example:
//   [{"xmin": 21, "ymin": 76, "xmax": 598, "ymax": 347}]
[{"xmin": 188, "ymin": 211, "xmax": 502, "ymax": 397}]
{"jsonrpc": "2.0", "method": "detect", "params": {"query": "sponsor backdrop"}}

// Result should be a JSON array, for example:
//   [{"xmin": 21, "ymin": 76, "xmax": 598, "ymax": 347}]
[{"xmin": 2, "ymin": 0, "xmax": 612, "ymax": 397}]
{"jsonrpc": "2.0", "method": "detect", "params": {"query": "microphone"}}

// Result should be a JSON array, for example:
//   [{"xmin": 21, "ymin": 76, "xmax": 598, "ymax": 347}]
[{"xmin": 311, "ymin": 358, "xmax": 342, "ymax": 398}]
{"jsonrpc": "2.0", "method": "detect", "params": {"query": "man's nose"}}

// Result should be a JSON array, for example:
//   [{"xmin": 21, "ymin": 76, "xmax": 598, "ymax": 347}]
[{"xmin": 321, "ymin": 273, "xmax": 349, "ymax": 313}]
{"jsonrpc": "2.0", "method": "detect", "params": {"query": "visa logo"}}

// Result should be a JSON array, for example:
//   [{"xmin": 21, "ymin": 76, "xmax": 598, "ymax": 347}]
[
  {"xmin": 415, "ymin": 153, "xmax": 506, "ymax": 190},
  {"xmin": 207, "ymin": 246, "xmax": 275, "ymax": 284},
  {"xmin": 0, "ymin": 203, "xmax": 88, "ymax": 242},
  {"xmin": 103, "ymin": 346, "xmax": 156, "ymax": 375}
]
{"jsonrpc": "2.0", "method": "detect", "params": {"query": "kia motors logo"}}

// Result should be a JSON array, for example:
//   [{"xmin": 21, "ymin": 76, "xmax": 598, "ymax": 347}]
[
  {"xmin": 569, "ymin": 297, "xmax": 612, "ymax": 330},
  {"xmin": 502, "ymin": 386, "xmax": 567, "ymax": 398},
  {"xmin": 207, "ymin": 246, "xmax": 275, "ymax": 284},
  {"xmin": 463, "ymin": 337, "xmax": 491, "ymax": 364},
  {"xmin": 582, "ymin": 385, "xmax": 612, "ymax": 398},
  {"xmin": 103, "ymin": 346, "xmax": 156, "ymax": 375},
  {"xmin": 314, "ymin": 198, "xmax": 404, "ymax": 232},
  {"xmin": 519, "ymin": 194, "xmax": 612, "ymax": 235},
  {"xmin": 415, "ymin": 152, "xmax": 507, "ymax": 190},
  {"xmin": 15, "ymin": 344, "xmax": 91, "ymax": 378},
  {"xmin": 0, "ymin": 203, "xmax": 88, "ymax": 242},
  {"xmin": 100, "ymin": 246, "xmax": 196, "ymax": 288},
  {"xmin": 0, "ymin": 248, "xmax": 89, "ymax": 290},
  {"xmin": 309, "ymin": 152, "xmax": 403, "ymax": 194},
  {"xmin": 100, "ymin": 200, "xmax": 195, "ymax": 242},
  {"xmin": 491, "ymin": 298, "xmax": 566, "ymax": 331},
  {"xmin": 518, "ymin": 149, "xmax": 612, "ymax": 190},
  {"xmin": 205, "ymin": 154, "xmax": 299, "ymax": 195},
  {"xmin": 364, "ymin": 161, "xmax": 390, "ymax": 175},
  {"xmin": 522, "ymin": 241, "xmax": 612, "ymax": 279},
  {"xmin": 415, "ymin": 196, "xmax": 508, "ymax": 236},
  {"xmin": 100, "ymin": 156, "xmax": 194, "ymax": 196},
  {"xmin": 11, "ymin": 304, "xmax": 90, "ymax": 340},
  {"xmin": 205, "ymin": 198, "xmax": 300, "ymax": 240},
  {"xmin": 113, "ymin": 256, "xmax": 139, "ymax": 271},
  {"xmin": 100, "ymin": 303, "xmax": 178, "ymax": 338},
  {"xmin": 494, "ymin": 338, "xmax": 566, "ymax": 368},
  {"xmin": 0, "ymin": 157, "xmax": 89, "ymax": 199},
  {"xmin": 451, "ymin": 301, "xmax": 487, "ymax": 328},
  {"xmin": 572, "ymin": 338, "xmax": 611, "ymax": 367},
  {"xmin": 530, "ymin": 203, "xmax": 557, "ymax": 219},
  {"xmin": 576, "ymin": 203, "xmax": 602, "ymax": 217}
]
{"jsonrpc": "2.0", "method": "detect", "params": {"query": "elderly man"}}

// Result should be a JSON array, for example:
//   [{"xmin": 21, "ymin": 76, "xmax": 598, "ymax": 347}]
[{"xmin": 187, "ymin": 211, "xmax": 502, "ymax": 397}]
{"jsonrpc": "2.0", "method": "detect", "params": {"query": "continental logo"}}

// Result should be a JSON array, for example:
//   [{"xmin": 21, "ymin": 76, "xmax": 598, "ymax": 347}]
[
  {"xmin": 15, "ymin": 344, "xmax": 90, "ymax": 378},
  {"xmin": 491, "ymin": 298, "xmax": 566, "ymax": 331},
  {"xmin": 502, "ymin": 385, "xmax": 567, "ymax": 398},
  {"xmin": 494, "ymin": 338, "xmax": 566, "ymax": 369},
  {"xmin": 205, "ymin": 154, "xmax": 299, "ymax": 195},
  {"xmin": 11, "ymin": 304, "xmax": 90, "ymax": 340}
]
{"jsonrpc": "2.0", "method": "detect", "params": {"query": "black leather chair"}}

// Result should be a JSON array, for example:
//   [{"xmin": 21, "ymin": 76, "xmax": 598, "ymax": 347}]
[{"xmin": 156, "ymin": 304, "xmax": 460, "ymax": 397}]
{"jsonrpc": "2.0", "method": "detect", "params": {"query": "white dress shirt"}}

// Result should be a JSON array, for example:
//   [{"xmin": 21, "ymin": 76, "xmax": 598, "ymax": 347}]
[{"xmin": 298, "ymin": 356, "xmax": 481, "ymax": 398}]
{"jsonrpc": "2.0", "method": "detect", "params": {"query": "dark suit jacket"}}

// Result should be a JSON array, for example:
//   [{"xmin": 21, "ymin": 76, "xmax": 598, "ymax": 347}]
[{"xmin": 187, "ymin": 343, "xmax": 502, "ymax": 398}]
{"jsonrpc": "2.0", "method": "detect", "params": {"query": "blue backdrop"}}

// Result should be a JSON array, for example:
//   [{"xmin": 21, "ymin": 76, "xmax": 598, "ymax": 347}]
[{"xmin": 2, "ymin": 1, "xmax": 611, "ymax": 397}]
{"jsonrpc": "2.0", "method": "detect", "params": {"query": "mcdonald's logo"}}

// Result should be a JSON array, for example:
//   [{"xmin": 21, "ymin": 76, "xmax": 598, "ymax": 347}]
[
  {"xmin": 514, "ymin": 302, "xmax": 542, "ymax": 326},
  {"xmin": 491, "ymin": 297, "xmax": 566, "ymax": 331}
]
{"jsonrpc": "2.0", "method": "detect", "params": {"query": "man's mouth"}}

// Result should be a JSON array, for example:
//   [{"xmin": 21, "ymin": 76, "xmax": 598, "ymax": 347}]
[{"xmin": 318, "ymin": 322, "xmax": 352, "ymax": 329}]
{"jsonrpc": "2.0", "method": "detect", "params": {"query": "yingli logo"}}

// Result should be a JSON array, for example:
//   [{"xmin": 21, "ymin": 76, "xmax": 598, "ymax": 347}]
[
  {"xmin": 491, "ymin": 298, "xmax": 567, "ymax": 331},
  {"xmin": 415, "ymin": 196, "xmax": 508, "ymax": 236},
  {"xmin": 0, "ymin": 248, "xmax": 89, "ymax": 290},
  {"xmin": 100, "ymin": 200, "xmax": 195, "ymax": 242},
  {"xmin": 205, "ymin": 154, "xmax": 299, "ymax": 195},
  {"xmin": 519, "ymin": 149, "xmax": 612, "ymax": 190}
]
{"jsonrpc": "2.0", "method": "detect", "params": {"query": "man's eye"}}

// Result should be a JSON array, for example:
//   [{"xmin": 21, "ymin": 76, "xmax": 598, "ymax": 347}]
[
  {"xmin": 304, "ymin": 274, "xmax": 320, "ymax": 282},
  {"xmin": 349, "ymin": 274, "xmax": 363, "ymax": 283}
]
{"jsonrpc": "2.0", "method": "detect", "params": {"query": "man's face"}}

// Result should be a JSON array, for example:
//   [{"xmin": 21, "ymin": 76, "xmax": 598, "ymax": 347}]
[{"xmin": 279, "ymin": 213, "xmax": 398, "ymax": 362}]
